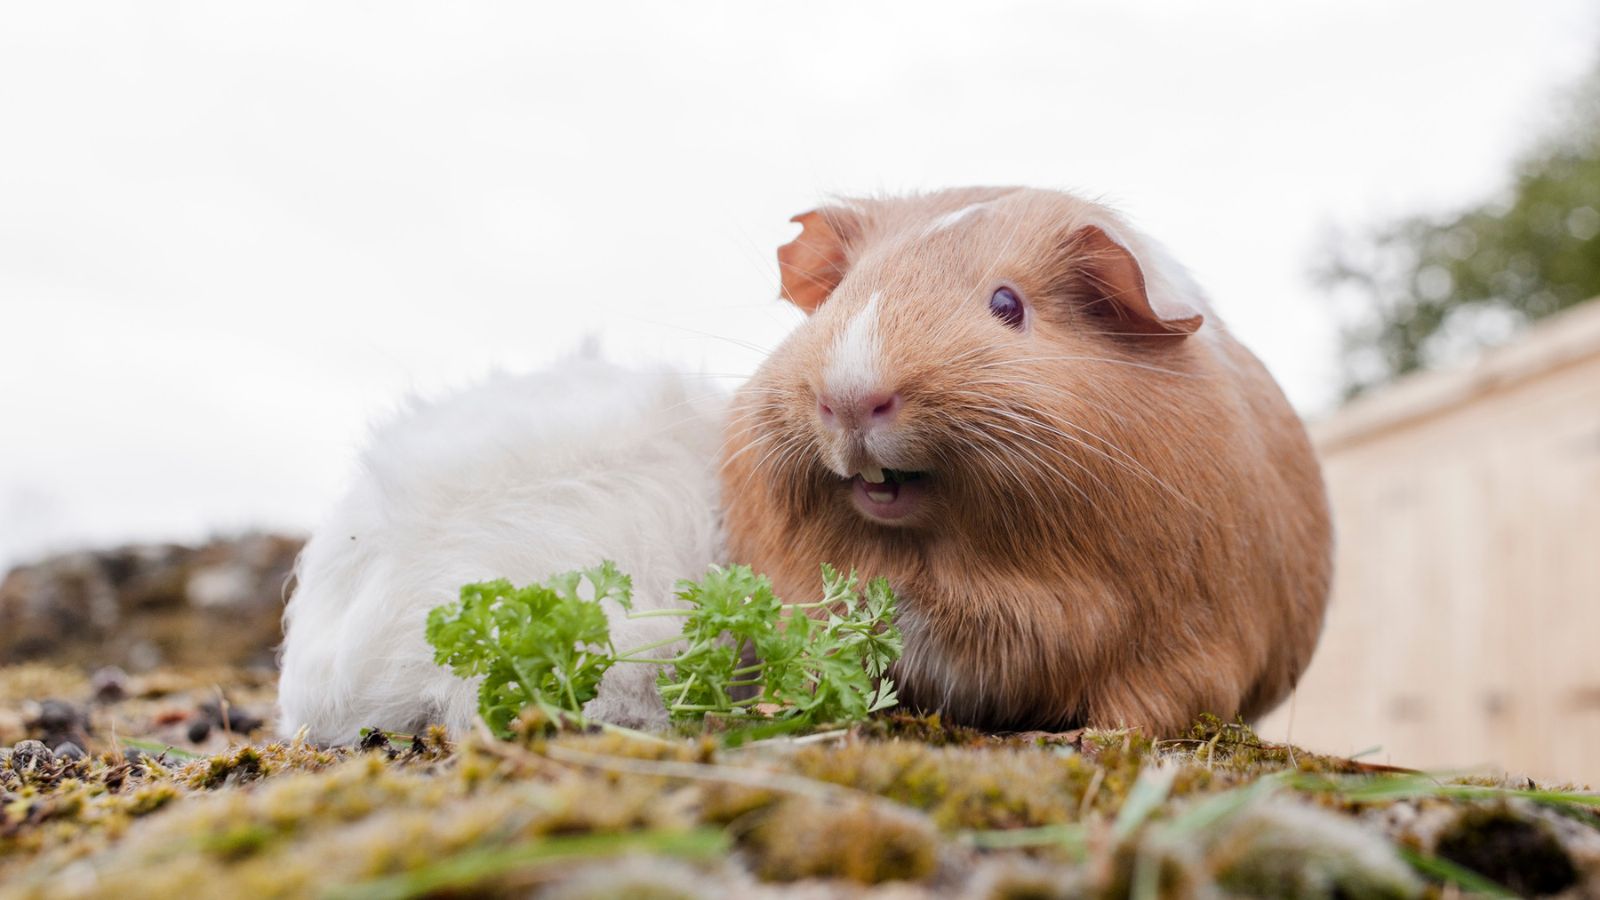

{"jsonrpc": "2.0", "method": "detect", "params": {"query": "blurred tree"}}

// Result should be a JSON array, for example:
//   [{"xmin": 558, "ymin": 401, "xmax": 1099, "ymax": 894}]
[{"xmin": 1318, "ymin": 63, "xmax": 1600, "ymax": 398}]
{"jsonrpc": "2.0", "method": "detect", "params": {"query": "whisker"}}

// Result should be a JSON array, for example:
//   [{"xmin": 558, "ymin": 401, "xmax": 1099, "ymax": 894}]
[{"xmin": 977, "ymin": 355, "xmax": 1195, "ymax": 379}]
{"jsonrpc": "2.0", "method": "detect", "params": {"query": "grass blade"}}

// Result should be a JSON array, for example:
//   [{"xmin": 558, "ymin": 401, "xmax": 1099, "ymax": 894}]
[
  {"xmin": 1114, "ymin": 765, "xmax": 1177, "ymax": 840},
  {"xmin": 121, "ymin": 738, "xmax": 203, "ymax": 761},
  {"xmin": 1162, "ymin": 773, "xmax": 1283, "ymax": 837},
  {"xmin": 962, "ymin": 822, "xmax": 1088, "ymax": 853},
  {"xmin": 1397, "ymin": 847, "xmax": 1516, "ymax": 898},
  {"xmin": 1288, "ymin": 772, "xmax": 1600, "ymax": 809}
]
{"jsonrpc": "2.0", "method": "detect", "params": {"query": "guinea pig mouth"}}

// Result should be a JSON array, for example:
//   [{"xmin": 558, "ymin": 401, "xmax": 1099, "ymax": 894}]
[{"xmin": 849, "ymin": 468, "xmax": 928, "ymax": 522}]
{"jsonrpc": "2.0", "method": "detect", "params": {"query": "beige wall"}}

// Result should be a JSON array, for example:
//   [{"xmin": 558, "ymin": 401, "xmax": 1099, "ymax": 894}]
[{"xmin": 1257, "ymin": 300, "xmax": 1600, "ymax": 786}]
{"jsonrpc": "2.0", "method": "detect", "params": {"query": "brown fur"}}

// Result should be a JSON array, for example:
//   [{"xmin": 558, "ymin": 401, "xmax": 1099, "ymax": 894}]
[{"xmin": 722, "ymin": 187, "xmax": 1332, "ymax": 736}]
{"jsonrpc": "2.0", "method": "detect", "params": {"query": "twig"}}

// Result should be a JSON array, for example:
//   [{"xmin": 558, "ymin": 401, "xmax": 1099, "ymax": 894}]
[
  {"xmin": 1078, "ymin": 766, "xmax": 1106, "ymax": 819},
  {"xmin": 729, "ymin": 728, "xmax": 850, "ymax": 751},
  {"xmin": 534, "ymin": 740, "xmax": 922, "ymax": 821},
  {"xmin": 325, "ymin": 828, "xmax": 728, "ymax": 900},
  {"xmin": 214, "ymin": 684, "xmax": 233, "ymax": 741},
  {"xmin": 593, "ymin": 721, "xmax": 679, "ymax": 748}
]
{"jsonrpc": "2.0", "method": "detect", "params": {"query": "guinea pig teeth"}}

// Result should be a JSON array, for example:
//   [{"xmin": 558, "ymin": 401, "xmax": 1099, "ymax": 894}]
[{"xmin": 860, "ymin": 465, "xmax": 886, "ymax": 484}]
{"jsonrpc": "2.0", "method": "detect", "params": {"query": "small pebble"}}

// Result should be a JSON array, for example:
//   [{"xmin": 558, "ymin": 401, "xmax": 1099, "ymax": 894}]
[
  {"xmin": 90, "ymin": 666, "xmax": 129, "ymax": 702},
  {"xmin": 53, "ymin": 741, "xmax": 86, "ymax": 761},
  {"xmin": 10, "ymin": 740, "xmax": 53, "ymax": 772},
  {"xmin": 187, "ymin": 719, "xmax": 212, "ymax": 744},
  {"xmin": 27, "ymin": 699, "xmax": 90, "ymax": 751},
  {"xmin": 198, "ymin": 700, "xmax": 265, "ymax": 735},
  {"xmin": 34, "ymin": 699, "xmax": 79, "ymax": 734}
]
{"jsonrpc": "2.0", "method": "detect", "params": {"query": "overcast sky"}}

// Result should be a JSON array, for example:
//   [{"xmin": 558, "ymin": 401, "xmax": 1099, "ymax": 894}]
[{"xmin": 2, "ymin": 1, "xmax": 1596, "ymax": 570}]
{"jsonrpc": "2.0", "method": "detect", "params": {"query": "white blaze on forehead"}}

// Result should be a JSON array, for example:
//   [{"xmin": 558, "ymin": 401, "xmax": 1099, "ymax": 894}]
[
  {"xmin": 924, "ymin": 202, "xmax": 987, "ymax": 236},
  {"xmin": 823, "ymin": 290, "xmax": 883, "ymax": 400}
]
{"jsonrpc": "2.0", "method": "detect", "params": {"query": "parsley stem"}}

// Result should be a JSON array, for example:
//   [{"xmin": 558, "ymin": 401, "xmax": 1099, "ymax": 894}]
[
  {"xmin": 612, "ymin": 656, "xmax": 677, "ymax": 666},
  {"xmin": 671, "ymin": 696, "xmax": 761, "ymax": 712},
  {"xmin": 624, "ymin": 608, "xmax": 696, "ymax": 619},
  {"xmin": 594, "ymin": 722, "xmax": 678, "ymax": 747},
  {"xmin": 610, "ymin": 634, "xmax": 684, "ymax": 661},
  {"xmin": 670, "ymin": 672, "xmax": 699, "ymax": 703},
  {"xmin": 507, "ymin": 659, "xmax": 543, "ymax": 718},
  {"xmin": 784, "ymin": 599, "xmax": 839, "ymax": 610},
  {"xmin": 658, "ymin": 680, "xmax": 692, "ymax": 696}
]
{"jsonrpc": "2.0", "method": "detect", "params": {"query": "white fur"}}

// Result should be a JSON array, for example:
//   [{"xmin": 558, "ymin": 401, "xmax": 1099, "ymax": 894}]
[
  {"xmin": 276, "ymin": 355, "xmax": 726, "ymax": 744},
  {"xmin": 822, "ymin": 290, "xmax": 883, "ymax": 403},
  {"xmin": 924, "ymin": 202, "xmax": 987, "ymax": 235}
]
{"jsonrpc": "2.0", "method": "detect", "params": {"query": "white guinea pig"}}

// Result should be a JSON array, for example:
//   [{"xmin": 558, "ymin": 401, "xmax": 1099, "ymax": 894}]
[{"xmin": 276, "ymin": 352, "xmax": 725, "ymax": 744}]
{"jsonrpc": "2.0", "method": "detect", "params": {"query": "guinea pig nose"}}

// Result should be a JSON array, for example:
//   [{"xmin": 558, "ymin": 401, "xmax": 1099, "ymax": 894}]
[
  {"xmin": 817, "ymin": 391, "xmax": 902, "ymax": 431},
  {"xmin": 866, "ymin": 392, "xmax": 901, "ymax": 422}
]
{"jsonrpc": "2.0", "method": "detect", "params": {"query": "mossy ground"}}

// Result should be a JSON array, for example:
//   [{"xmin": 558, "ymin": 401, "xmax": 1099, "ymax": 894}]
[{"xmin": 2, "ymin": 665, "xmax": 1597, "ymax": 899}]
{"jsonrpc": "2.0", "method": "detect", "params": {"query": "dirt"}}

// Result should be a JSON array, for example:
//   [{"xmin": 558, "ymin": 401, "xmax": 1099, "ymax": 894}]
[
  {"xmin": 0, "ymin": 535, "xmax": 301, "ymax": 671},
  {"xmin": 2, "ymin": 665, "xmax": 1598, "ymax": 899}
]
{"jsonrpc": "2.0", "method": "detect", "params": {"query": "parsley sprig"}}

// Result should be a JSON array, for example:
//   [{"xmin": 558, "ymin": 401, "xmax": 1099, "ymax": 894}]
[{"xmin": 425, "ymin": 562, "xmax": 901, "ymax": 738}]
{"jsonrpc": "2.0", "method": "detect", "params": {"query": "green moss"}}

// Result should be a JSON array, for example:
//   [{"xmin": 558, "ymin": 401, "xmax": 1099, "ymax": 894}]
[
  {"xmin": 187, "ymin": 745, "xmax": 264, "ymax": 790},
  {"xmin": 123, "ymin": 784, "xmax": 179, "ymax": 817},
  {"xmin": 2, "ymin": 664, "xmax": 1598, "ymax": 897},
  {"xmin": 851, "ymin": 711, "xmax": 990, "ymax": 746},
  {"xmin": 786, "ymin": 740, "xmax": 1096, "ymax": 830},
  {"xmin": 741, "ymin": 796, "xmax": 940, "ymax": 883},
  {"xmin": 202, "ymin": 821, "xmax": 279, "ymax": 859}
]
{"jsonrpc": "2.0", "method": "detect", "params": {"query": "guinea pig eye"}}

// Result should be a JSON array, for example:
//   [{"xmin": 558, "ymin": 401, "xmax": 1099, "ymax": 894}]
[{"xmin": 988, "ymin": 286, "xmax": 1026, "ymax": 329}]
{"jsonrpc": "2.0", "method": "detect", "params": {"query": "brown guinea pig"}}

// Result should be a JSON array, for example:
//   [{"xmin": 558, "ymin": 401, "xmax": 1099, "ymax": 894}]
[{"xmin": 721, "ymin": 187, "xmax": 1332, "ymax": 736}]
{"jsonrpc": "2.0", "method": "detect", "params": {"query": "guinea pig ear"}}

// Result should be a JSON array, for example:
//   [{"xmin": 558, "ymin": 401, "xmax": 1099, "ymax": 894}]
[
  {"xmin": 1067, "ymin": 225, "xmax": 1204, "ymax": 338},
  {"xmin": 778, "ymin": 208, "xmax": 856, "ymax": 314}
]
